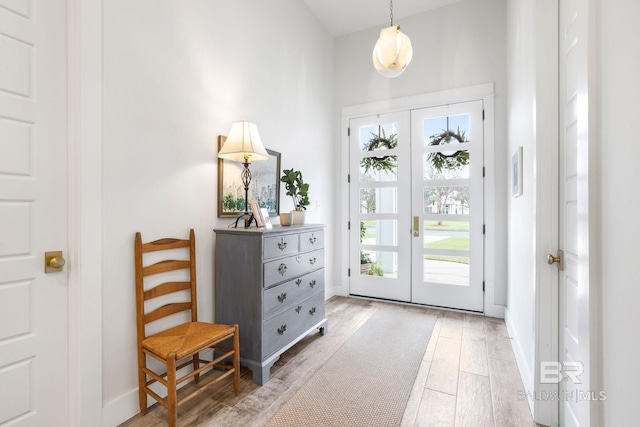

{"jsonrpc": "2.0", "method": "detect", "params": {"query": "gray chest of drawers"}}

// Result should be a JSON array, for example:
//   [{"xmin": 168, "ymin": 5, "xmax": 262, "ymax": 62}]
[{"xmin": 214, "ymin": 224, "xmax": 328, "ymax": 385}]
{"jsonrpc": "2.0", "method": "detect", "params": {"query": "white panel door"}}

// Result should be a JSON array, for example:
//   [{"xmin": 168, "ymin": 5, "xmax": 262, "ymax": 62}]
[
  {"xmin": 349, "ymin": 112, "xmax": 412, "ymax": 301},
  {"xmin": 410, "ymin": 101, "xmax": 484, "ymax": 312},
  {"xmin": 559, "ymin": 0, "xmax": 591, "ymax": 425},
  {"xmin": 0, "ymin": 1, "xmax": 69, "ymax": 425}
]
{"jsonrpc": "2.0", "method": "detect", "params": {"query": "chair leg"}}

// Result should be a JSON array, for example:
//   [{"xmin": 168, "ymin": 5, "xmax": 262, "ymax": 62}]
[
  {"xmin": 137, "ymin": 349, "xmax": 147, "ymax": 414},
  {"xmin": 192, "ymin": 353, "xmax": 200, "ymax": 384},
  {"xmin": 167, "ymin": 353, "xmax": 177, "ymax": 427},
  {"xmin": 233, "ymin": 324, "xmax": 240, "ymax": 396}
]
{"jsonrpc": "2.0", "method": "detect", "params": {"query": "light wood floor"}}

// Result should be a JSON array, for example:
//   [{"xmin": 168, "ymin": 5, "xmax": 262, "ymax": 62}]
[{"xmin": 120, "ymin": 296, "xmax": 538, "ymax": 427}]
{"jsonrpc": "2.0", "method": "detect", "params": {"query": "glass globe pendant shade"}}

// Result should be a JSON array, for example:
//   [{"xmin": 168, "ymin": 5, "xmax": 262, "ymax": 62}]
[{"xmin": 372, "ymin": 25, "xmax": 413, "ymax": 78}]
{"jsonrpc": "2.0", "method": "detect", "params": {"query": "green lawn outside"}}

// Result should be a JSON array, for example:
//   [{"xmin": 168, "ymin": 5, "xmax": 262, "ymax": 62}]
[
  {"xmin": 362, "ymin": 220, "xmax": 469, "ymax": 230},
  {"xmin": 361, "ymin": 221, "xmax": 470, "ymax": 240},
  {"xmin": 424, "ymin": 237, "xmax": 469, "ymax": 251},
  {"xmin": 425, "ymin": 236, "xmax": 469, "ymax": 264},
  {"xmin": 361, "ymin": 222, "xmax": 470, "ymax": 264},
  {"xmin": 424, "ymin": 221, "xmax": 469, "ymax": 231},
  {"xmin": 425, "ymin": 255, "xmax": 469, "ymax": 265}
]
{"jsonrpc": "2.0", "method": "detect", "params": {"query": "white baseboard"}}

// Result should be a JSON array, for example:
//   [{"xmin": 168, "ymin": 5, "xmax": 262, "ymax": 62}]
[
  {"xmin": 102, "ymin": 348, "xmax": 215, "ymax": 426},
  {"xmin": 504, "ymin": 308, "xmax": 535, "ymax": 414},
  {"xmin": 102, "ymin": 388, "xmax": 139, "ymax": 427},
  {"xmin": 484, "ymin": 302, "xmax": 505, "ymax": 319},
  {"xmin": 326, "ymin": 283, "xmax": 348, "ymax": 299}
]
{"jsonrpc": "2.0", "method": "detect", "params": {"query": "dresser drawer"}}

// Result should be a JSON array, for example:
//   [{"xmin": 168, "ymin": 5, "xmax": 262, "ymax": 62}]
[
  {"xmin": 299, "ymin": 230, "xmax": 324, "ymax": 252},
  {"xmin": 263, "ymin": 249, "xmax": 324, "ymax": 288},
  {"xmin": 263, "ymin": 269, "xmax": 325, "ymax": 320},
  {"xmin": 263, "ymin": 233, "xmax": 299, "ymax": 260},
  {"xmin": 262, "ymin": 291, "xmax": 325, "ymax": 358}
]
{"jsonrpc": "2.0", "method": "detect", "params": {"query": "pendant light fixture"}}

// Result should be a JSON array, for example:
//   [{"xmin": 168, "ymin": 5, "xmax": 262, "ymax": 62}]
[{"xmin": 372, "ymin": 0, "xmax": 413, "ymax": 78}]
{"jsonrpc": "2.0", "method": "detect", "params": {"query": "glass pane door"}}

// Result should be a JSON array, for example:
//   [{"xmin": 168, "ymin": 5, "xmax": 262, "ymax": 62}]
[
  {"xmin": 349, "ymin": 112, "xmax": 411, "ymax": 301},
  {"xmin": 411, "ymin": 101, "xmax": 484, "ymax": 311}
]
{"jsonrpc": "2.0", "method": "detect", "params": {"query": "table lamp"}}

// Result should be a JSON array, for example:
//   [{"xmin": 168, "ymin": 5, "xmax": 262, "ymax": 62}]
[{"xmin": 218, "ymin": 120, "xmax": 269, "ymax": 228}]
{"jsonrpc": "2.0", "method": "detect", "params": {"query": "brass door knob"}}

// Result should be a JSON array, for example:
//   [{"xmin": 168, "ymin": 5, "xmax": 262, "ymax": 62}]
[
  {"xmin": 547, "ymin": 249, "xmax": 564, "ymax": 271},
  {"xmin": 45, "ymin": 251, "xmax": 66, "ymax": 273}
]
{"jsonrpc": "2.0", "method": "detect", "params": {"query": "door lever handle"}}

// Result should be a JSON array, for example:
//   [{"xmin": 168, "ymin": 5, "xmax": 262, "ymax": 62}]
[{"xmin": 413, "ymin": 216, "xmax": 419, "ymax": 237}]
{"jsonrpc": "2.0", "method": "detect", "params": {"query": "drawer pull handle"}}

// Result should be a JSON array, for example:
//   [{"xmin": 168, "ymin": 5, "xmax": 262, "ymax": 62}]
[
  {"xmin": 278, "ymin": 292, "xmax": 287, "ymax": 303},
  {"xmin": 278, "ymin": 263, "xmax": 287, "ymax": 276},
  {"xmin": 295, "ymin": 305, "xmax": 302, "ymax": 314},
  {"xmin": 277, "ymin": 239, "xmax": 287, "ymax": 250},
  {"xmin": 309, "ymin": 280, "xmax": 316, "ymax": 288},
  {"xmin": 309, "ymin": 307, "xmax": 316, "ymax": 316},
  {"xmin": 277, "ymin": 325, "xmax": 287, "ymax": 335},
  {"xmin": 295, "ymin": 279, "xmax": 302, "ymax": 286},
  {"xmin": 309, "ymin": 235, "xmax": 317, "ymax": 244},
  {"xmin": 309, "ymin": 257, "xmax": 317, "ymax": 265},
  {"xmin": 296, "ymin": 256, "xmax": 302, "ymax": 263}
]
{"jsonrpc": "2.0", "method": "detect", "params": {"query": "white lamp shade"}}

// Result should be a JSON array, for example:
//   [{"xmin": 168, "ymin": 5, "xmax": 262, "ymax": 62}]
[
  {"xmin": 218, "ymin": 120, "xmax": 269, "ymax": 163},
  {"xmin": 372, "ymin": 25, "xmax": 413, "ymax": 78}
]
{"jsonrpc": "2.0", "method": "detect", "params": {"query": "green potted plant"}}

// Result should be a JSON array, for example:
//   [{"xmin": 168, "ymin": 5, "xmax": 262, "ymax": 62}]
[
  {"xmin": 280, "ymin": 168, "xmax": 310, "ymax": 224},
  {"xmin": 360, "ymin": 251, "xmax": 372, "ymax": 274},
  {"xmin": 360, "ymin": 221, "xmax": 372, "ymax": 274}
]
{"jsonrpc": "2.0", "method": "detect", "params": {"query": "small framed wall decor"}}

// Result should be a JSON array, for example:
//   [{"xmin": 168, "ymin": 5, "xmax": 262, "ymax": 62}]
[{"xmin": 512, "ymin": 146, "xmax": 523, "ymax": 197}]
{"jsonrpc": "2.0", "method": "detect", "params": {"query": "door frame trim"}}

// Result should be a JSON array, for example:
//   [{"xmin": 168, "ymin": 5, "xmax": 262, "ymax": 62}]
[
  {"xmin": 68, "ymin": 0, "xmax": 104, "ymax": 425},
  {"xmin": 530, "ymin": 1, "xmax": 560, "ymax": 424},
  {"xmin": 338, "ymin": 83, "xmax": 504, "ymax": 317}
]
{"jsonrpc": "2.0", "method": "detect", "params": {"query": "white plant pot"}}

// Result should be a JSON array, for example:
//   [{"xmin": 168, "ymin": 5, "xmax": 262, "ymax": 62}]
[
  {"xmin": 279, "ymin": 212, "xmax": 293, "ymax": 226},
  {"xmin": 291, "ymin": 210, "xmax": 306, "ymax": 225}
]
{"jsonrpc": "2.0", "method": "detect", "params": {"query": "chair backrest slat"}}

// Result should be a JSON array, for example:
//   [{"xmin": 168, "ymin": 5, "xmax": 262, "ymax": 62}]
[
  {"xmin": 135, "ymin": 229, "xmax": 198, "ymax": 340},
  {"xmin": 143, "ymin": 260, "xmax": 190, "ymax": 277},
  {"xmin": 144, "ymin": 302, "xmax": 192, "ymax": 324},
  {"xmin": 143, "ymin": 281, "xmax": 191, "ymax": 301},
  {"xmin": 142, "ymin": 238, "xmax": 190, "ymax": 252}
]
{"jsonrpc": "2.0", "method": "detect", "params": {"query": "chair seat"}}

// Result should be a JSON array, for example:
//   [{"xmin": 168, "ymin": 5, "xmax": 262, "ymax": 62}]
[{"xmin": 142, "ymin": 321, "xmax": 236, "ymax": 360}]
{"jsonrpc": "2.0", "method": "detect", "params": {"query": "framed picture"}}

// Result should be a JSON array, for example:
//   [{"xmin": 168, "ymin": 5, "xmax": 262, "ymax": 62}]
[
  {"xmin": 261, "ymin": 208, "xmax": 272, "ymax": 229},
  {"xmin": 512, "ymin": 146, "xmax": 523, "ymax": 197},
  {"xmin": 217, "ymin": 135, "xmax": 281, "ymax": 218},
  {"xmin": 249, "ymin": 199, "xmax": 264, "ymax": 226}
]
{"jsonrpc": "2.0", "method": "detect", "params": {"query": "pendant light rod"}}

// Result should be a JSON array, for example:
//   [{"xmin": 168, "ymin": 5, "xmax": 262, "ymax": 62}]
[{"xmin": 390, "ymin": 0, "xmax": 394, "ymax": 26}]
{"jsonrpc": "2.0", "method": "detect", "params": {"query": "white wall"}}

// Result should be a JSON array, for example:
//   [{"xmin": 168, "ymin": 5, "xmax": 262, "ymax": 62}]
[
  {"xmin": 504, "ymin": 0, "xmax": 537, "ymax": 405},
  {"xmin": 333, "ymin": 0, "xmax": 508, "ymax": 306},
  {"xmin": 599, "ymin": 0, "xmax": 640, "ymax": 424},
  {"xmin": 101, "ymin": 1, "xmax": 335, "ymax": 424}
]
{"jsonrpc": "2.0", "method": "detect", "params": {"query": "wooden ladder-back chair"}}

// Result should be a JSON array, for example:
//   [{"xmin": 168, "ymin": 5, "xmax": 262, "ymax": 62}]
[{"xmin": 134, "ymin": 229, "xmax": 239, "ymax": 426}]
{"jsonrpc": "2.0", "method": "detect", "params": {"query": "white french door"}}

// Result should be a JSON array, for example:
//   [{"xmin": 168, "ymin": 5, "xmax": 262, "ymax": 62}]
[
  {"xmin": 410, "ymin": 102, "xmax": 484, "ymax": 311},
  {"xmin": 349, "ymin": 101, "xmax": 484, "ymax": 311},
  {"xmin": 349, "ymin": 112, "xmax": 412, "ymax": 301}
]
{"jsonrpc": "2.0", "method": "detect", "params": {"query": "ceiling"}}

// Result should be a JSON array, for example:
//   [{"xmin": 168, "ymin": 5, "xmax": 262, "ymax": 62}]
[{"xmin": 303, "ymin": 0, "xmax": 464, "ymax": 38}]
